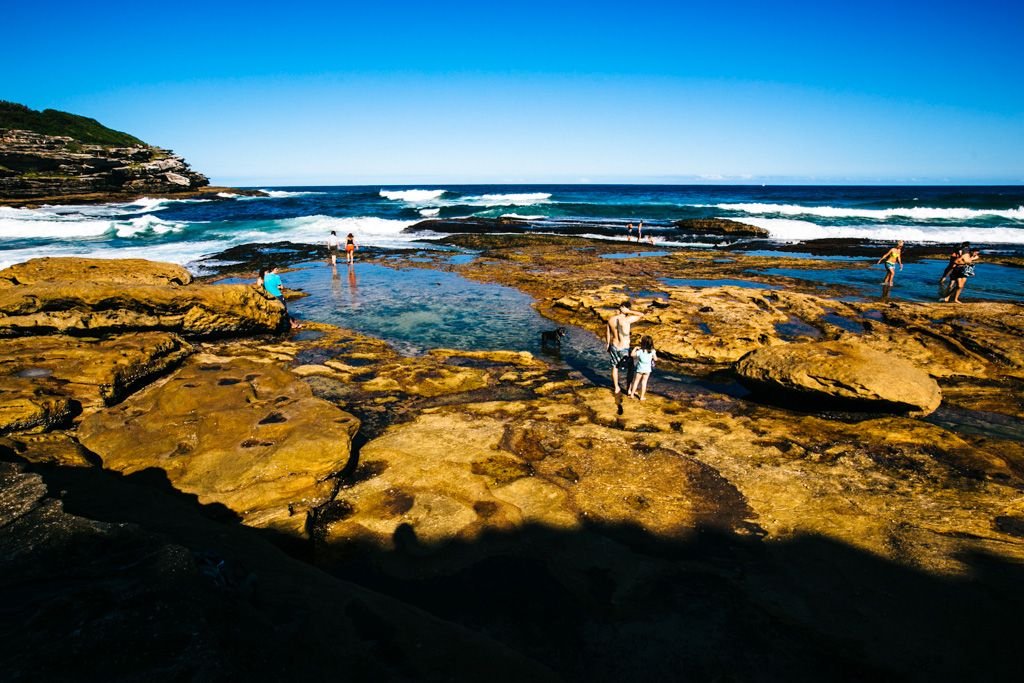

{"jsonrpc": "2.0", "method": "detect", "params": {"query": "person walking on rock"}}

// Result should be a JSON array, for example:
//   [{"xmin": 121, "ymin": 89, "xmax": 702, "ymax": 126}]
[
  {"xmin": 628, "ymin": 335, "xmax": 658, "ymax": 401},
  {"xmin": 877, "ymin": 240, "xmax": 904, "ymax": 286},
  {"xmin": 606, "ymin": 300, "xmax": 645, "ymax": 394}
]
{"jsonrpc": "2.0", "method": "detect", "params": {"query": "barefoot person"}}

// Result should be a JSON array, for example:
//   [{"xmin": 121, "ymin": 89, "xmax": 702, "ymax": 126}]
[
  {"xmin": 327, "ymin": 230, "xmax": 340, "ymax": 266},
  {"xmin": 941, "ymin": 249, "xmax": 981, "ymax": 303},
  {"xmin": 345, "ymin": 232, "xmax": 357, "ymax": 265},
  {"xmin": 628, "ymin": 335, "xmax": 658, "ymax": 401},
  {"xmin": 606, "ymin": 301, "xmax": 645, "ymax": 394},
  {"xmin": 939, "ymin": 241, "xmax": 970, "ymax": 290},
  {"xmin": 260, "ymin": 265, "xmax": 302, "ymax": 329},
  {"xmin": 876, "ymin": 240, "xmax": 904, "ymax": 286}
]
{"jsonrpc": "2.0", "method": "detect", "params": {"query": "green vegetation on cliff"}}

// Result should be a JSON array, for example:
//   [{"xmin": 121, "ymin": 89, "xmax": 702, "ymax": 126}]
[{"xmin": 0, "ymin": 101, "xmax": 145, "ymax": 147}]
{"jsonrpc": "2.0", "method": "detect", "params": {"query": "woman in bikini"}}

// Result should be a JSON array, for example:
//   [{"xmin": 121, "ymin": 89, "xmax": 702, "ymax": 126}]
[
  {"xmin": 876, "ymin": 240, "xmax": 904, "ymax": 286},
  {"xmin": 345, "ymin": 233, "xmax": 357, "ymax": 265}
]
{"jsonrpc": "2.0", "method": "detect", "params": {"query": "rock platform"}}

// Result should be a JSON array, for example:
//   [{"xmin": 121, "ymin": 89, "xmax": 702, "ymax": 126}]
[{"xmin": 1, "ymin": 246, "xmax": 1022, "ymax": 681}]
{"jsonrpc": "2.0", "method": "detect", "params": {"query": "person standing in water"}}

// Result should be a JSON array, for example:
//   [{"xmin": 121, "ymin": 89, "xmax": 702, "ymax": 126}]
[
  {"xmin": 939, "ymin": 241, "xmax": 970, "ymax": 288},
  {"xmin": 327, "ymin": 230, "xmax": 340, "ymax": 266},
  {"xmin": 628, "ymin": 335, "xmax": 658, "ymax": 401},
  {"xmin": 941, "ymin": 249, "xmax": 981, "ymax": 303},
  {"xmin": 627, "ymin": 223, "xmax": 634, "ymax": 242},
  {"xmin": 876, "ymin": 240, "xmax": 904, "ymax": 286},
  {"xmin": 606, "ymin": 301, "xmax": 646, "ymax": 395},
  {"xmin": 345, "ymin": 233, "xmax": 357, "ymax": 265}
]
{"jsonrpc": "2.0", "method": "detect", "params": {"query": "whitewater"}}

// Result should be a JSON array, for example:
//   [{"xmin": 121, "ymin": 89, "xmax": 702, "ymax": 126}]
[{"xmin": 2, "ymin": 184, "xmax": 1023, "ymax": 270}]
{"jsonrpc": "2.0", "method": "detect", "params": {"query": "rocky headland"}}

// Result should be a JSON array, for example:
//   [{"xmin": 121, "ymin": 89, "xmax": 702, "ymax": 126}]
[
  {"xmin": 1, "ymin": 241, "xmax": 1023, "ymax": 681},
  {"xmin": 0, "ymin": 102, "xmax": 259, "ymax": 205}
]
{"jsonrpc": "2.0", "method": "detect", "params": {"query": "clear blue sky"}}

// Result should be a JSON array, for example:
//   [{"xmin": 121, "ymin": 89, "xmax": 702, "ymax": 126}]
[{"xmin": 5, "ymin": 0, "xmax": 1023, "ymax": 185}]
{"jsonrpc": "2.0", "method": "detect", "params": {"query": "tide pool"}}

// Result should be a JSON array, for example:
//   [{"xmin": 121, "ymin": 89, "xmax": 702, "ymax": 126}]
[{"xmin": 759, "ymin": 259, "xmax": 1022, "ymax": 302}]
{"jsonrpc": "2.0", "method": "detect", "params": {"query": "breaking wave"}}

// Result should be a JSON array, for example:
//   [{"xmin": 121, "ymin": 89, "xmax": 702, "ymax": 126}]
[{"xmin": 710, "ymin": 203, "xmax": 1024, "ymax": 222}]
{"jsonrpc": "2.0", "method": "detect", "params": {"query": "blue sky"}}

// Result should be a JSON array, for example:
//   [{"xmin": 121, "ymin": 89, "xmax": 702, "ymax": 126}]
[{"xmin": 5, "ymin": 0, "xmax": 1023, "ymax": 184}]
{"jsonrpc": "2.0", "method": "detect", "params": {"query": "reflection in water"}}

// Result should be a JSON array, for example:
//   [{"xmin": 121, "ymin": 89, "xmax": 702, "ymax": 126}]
[{"xmin": 348, "ymin": 264, "xmax": 358, "ymax": 298}]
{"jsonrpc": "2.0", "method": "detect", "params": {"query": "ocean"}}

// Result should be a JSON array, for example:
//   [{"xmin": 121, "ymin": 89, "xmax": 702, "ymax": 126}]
[{"xmin": 2, "ymin": 185, "xmax": 1023, "ymax": 271}]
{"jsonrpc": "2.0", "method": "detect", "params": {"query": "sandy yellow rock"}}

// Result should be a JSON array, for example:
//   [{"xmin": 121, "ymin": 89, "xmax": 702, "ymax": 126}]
[{"xmin": 77, "ymin": 357, "xmax": 359, "ymax": 535}]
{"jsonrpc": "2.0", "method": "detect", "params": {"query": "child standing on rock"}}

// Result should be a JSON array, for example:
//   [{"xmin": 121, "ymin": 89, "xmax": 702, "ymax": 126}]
[{"xmin": 628, "ymin": 335, "xmax": 658, "ymax": 401}]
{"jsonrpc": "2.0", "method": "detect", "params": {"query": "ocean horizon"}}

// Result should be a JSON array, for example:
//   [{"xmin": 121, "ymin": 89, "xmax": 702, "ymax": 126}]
[{"xmin": 2, "ymin": 183, "xmax": 1023, "ymax": 271}]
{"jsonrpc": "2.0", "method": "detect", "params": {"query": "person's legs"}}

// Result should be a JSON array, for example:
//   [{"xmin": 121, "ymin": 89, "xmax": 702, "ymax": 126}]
[
  {"xmin": 638, "ymin": 373, "xmax": 651, "ymax": 400},
  {"xmin": 882, "ymin": 263, "xmax": 894, "ymax": 285},
  {"xmin": 952, "ymin": 277, "xmax": 966, "ymax": 302},
  {"xmin": 628, "ymin": 371, "xmax": 640, "ymax": 397}
]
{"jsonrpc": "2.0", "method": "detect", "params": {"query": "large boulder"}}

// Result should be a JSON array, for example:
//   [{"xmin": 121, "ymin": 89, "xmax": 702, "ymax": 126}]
[
  {"xmin": 0, "ymin": 257, "xmax": 284, "ymax": 337},
  {"xmin": 733, "ymin": 340, "xmax": 942, "ymax": 415},
  {"xmin": 0, "ymin": 257, "xmax": 192, "ymax": 287},
  {"xmin": 0, "ymin": 332, "xmax": 192, "ymax": 434},
  {"xmin": 77, "ymin": 356, "xmax": 360, "ymax": 535}
]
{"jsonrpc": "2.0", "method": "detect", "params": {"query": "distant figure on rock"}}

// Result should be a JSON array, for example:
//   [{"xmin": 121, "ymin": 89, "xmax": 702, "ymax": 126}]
[
  {"xmin": 345, "ymin": 233, "xmax": 357, "ymax": 265},
  {"xmin": 606, "ymin": 300, "xmax": 645, "ymax": 394},
  {"xmin": 260, "ymin": 266, "xmax": 302, "ymax": 329},
  {"xmin": 627, "ymin": 223, "xmax": 634, "ymax": 241},
  {"xmin": 876, "ymin": 240, "xmax": 904, "ymax": 286},
  {"xmin": 628, "ymin": 335, "xmax": 658, "ymax": 401},
  {"xmin": 941, "ymin": 249, "xmax": 981, "ymax": 304},
  {"xmin": 637, "ymin": 221, "xmax": 644, "ymax": 242},
  {"xmin": 327, "ymin": 230, "xmax": 340, "ymax": 266}
]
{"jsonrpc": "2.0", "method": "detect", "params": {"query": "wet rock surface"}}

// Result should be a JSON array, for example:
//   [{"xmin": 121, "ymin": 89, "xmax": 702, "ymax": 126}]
[{"xmin": 1, "ymin": 248, "xmax": 1023, "ymax": 681}]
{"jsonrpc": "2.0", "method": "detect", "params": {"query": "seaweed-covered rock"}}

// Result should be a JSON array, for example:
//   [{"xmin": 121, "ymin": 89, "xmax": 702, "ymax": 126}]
[
  {"xmin": 673, "ymin": 218, "xmax": 769, "ymax": 237},
  {"xmin": 734, "ymin": 340, "xmax": 942, "ymax": 415}
]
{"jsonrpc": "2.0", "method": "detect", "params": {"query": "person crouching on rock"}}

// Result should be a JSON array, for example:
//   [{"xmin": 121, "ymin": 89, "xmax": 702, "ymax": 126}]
[
  {"xmin": 628, "ymin": 335, "xmax": 658, "ymax": 401},
  {"xmin": 260, "ymin": 266, "xmax": 302, "ymax": 330},
  {"xmin": 606, "ymin": 300, "xmax": 645, "ymax": 394}
]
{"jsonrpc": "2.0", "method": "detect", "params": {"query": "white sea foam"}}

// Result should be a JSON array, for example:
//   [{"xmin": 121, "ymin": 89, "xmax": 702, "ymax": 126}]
[
  {"xmin": 265, "ymin": 215, "xmax": 424, "ymax": 249},
  {"xmin": 740, "ymin": 217, "xmax": 1024, "ymax": 244},
  {"xmin": 257, "ymin": 190, "xmax": 327, "ymax": 198},
  {"xmin": 217, "ymin": 192, "xmax": 240, "ymax": 198},
  {"xmin": 380, "ymin": 189, "xmax": 448, "ymax": 203},
  {"xmin": 500, "ymin": 213, "xmax": 546, "ymax": 220},
  {"xmin": 462, "ymin": 192, "xmax": 552, "ymax": 206},
  {"xmin": 419, "ymin": 208, "xmax": 441, "ymax": 217},
  {"xmin": 709, "ymin": 203, "xmax": 1024, "ymax": 222}
]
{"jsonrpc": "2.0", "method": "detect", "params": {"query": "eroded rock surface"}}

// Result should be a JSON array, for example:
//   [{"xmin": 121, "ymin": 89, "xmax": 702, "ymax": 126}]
[
  {"xmin": 0, "ymin": 333, "xmax": 191, "ymax": 433},
  {"xmin": 0, "ymin": 257, "xmax": 284, "ymax": 337},
  {"xmin": 77, "ymin": 356, "xmax": 359, "ymax": 535},
  {"xmin": 0, "ymin": 460, "xmax": 555, "ymax": 682},
  {"xmin": 734, "ymin": 340, "xmax": 943, "ymax": 415}
]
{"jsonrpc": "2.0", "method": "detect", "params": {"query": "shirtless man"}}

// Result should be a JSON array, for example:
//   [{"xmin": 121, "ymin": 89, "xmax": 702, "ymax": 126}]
[{"xmin": 606, "ymin": 301, "xmax": 646, "ymax": 394}]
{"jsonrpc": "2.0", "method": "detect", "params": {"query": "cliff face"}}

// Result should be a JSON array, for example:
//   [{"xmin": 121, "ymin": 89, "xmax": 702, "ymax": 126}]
[{"xmin": 0, "ymin": 129, "xmax": 209, "ymax": 201}]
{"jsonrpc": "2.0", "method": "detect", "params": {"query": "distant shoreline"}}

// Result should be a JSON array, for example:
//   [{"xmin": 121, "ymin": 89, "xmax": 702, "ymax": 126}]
[{"xmin": 0, "ymin": 186, "xmax": 266, "ymax": 208}]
